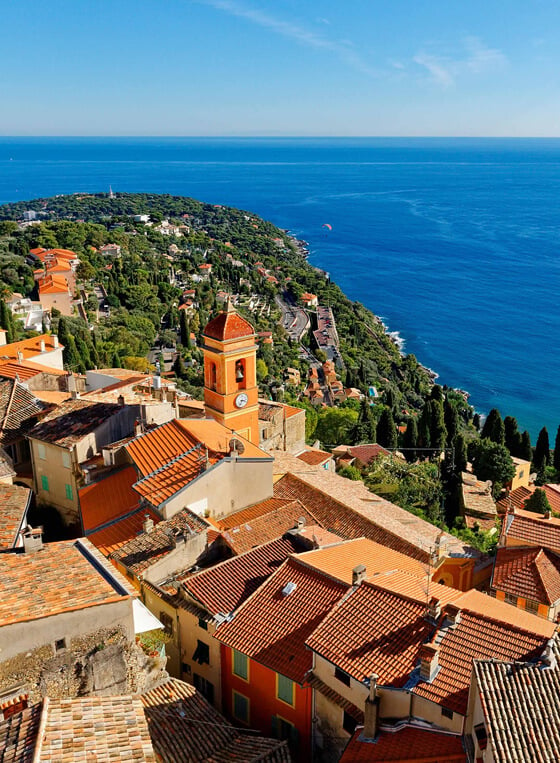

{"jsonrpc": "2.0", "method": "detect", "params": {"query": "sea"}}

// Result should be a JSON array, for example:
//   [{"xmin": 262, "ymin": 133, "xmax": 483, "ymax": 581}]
[{"xmin": 0, "ymin": 136, "xmax": 559, "ymax": 440}]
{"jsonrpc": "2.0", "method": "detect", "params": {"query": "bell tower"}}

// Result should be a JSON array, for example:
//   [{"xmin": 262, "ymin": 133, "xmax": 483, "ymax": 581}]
[{"xmin": 202, "ymin": 301, "xmax": 259, "ymax": 445}]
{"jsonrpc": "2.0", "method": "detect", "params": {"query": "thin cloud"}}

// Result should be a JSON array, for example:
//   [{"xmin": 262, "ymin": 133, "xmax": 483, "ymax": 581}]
[
  {"xmin": 198, "ymin": 0, "xmax": 380, "ymax": 78},
  {"xmin": 414, "ymin": 37, "xmax": 507, "ymax": 88}
]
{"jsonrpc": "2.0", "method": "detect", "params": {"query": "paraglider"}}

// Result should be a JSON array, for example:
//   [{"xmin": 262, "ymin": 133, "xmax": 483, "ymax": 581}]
[{"xmin": 322, "ymin": 223, "xmax": 332, "ymax": 231}]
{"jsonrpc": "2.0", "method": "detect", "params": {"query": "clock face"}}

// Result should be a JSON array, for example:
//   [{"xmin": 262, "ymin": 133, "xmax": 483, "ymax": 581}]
[{"xmin": 235, "ymin": 392, "xmax": 249, "ymax": 409}]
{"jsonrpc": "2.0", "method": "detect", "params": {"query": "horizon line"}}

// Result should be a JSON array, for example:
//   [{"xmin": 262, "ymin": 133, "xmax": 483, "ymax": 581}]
[{"xmin": 1, "ymin": 135, "xmax": 560, "ymax": 140}]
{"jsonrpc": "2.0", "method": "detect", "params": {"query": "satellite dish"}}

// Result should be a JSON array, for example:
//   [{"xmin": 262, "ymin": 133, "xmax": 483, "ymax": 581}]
[{"xmin": 229, "ymin": 438, "xmax": 245, "ymax": 455}]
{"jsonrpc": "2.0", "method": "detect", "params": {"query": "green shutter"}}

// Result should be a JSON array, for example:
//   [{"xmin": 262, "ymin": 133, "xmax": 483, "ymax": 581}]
[
  {"xmin": 41, "ymin": 475, "xmax": 49, "ymax": 491},
  {"xmin": 65, "ymin": 483, "xmax": 73, "ymax": 500},
  {"xmin": 233, "ymin": 649, "xmax": 248, "ymax": 679},
  {"xmin": 277, "ymin": 673, "xmax": 294, "ymax": 705},
  {"xmin": 233, "ymin": 692, "xmax": 249, "ymax": 722}
]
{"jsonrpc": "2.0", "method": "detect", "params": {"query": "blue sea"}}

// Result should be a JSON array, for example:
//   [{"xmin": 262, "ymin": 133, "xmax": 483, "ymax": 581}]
[{"xmin": 1, "ymin": 136, "xmax": 559, "ymax": 440}]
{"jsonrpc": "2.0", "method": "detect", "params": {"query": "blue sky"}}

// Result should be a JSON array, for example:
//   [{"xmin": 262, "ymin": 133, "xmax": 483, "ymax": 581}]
[{"xmin": 2, "ymin": 0, "xmax": 560, "ymax": 136}]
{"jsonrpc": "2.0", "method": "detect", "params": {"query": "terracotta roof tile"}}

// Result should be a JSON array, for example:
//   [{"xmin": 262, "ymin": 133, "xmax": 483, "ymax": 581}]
[
  {"xmin": 215, "ymin": 556, "xmax": 347, "ymax": 684},
  {"xmin": 0, "ymin": 483, "xmax": 31, "ymax": 550},
  {"xmin": 0, "ymin": 379, "xmax": 50, "ymax": 448},
  {"xmin": 79, "ymin": 466, "xmax": 140, "ymax": 532},
  {"xmin": 0, "ymin": 359, "xmax": 65, "ymax": 381},
  {"xmin": 204, "ymin": 310, "xmax": 254, "ymax": 341},
  {"xmin": 341, "ymin": 725, "xmax": 466, "ymax": 762},
  {"xmin": 0, "ymin": 538, "xmax": 132, "ymax": 625},
  {"xmin": 141, "ymin": 677, "xmax": 290, "ymax": 762},
  {"xmin": 296, "ymin": 448, "xmax": 332, "ymax": 466},
  {"xmin": 36, "ymin": 695, "xmax": 156, "ymax": 762},
  {"xmin": 28, "ymin": 399, "xmax": 123, "ymax": 447},
  {"xmin": 504, "ymin": 509, "xmax": 560, "ymax": 552},
  {"xmin": 0, "ymin": 703, "xmax": 41, "ymax": 763},
  {"xmin": 346, "ymin": 444, "xmax": 390, "ymax": 464},
  {"xmin": 0, "ymin": 334, "xmax": 62, "ymax": 363},
  {"xmin": 216, "ymin": 498, "xmax": 320, "ymax": 554},
  {"xmin": 181, "ymin": 536, "xmax": 303, "ymax": 615},
  {"xmin": 133, "ymin": 447, "xmax": 222, "ymax": 507},
  {"xmin": 492, "ymin": 546, "xmax": 560, "ymax": 604},
  {"xmin": 87, "ymin": 507, "xmax": 161, "ymax": 557},
  {"xmin": 473, "ymin": 642, "xmax": 560, "ymax": 763},
  {"xmin": 109, "ymin": 508, "xmax": 208, "ymax": 576}
]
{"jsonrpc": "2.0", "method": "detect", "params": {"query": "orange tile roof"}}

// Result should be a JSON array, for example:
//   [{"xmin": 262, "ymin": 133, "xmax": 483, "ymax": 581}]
[
  {"xmin": 36, "ymin": 695, "xmax": 156, "ymax": 762},
  {"xmin": 492, "ymin": 546, "xmax": 560, "ymax": 604},
  {"xmin": 38, "ymin": 273, "xmax": 69, "ymax": 293},
  {"xmin": 0, "ymin": 334, "xmax": 62, "ymax": 362},
  {"xmin": 306, "ymin": 581, "xmax": 434, "ymax": 687},
  {"xmin": 296, "ymin": 448, "xmax": 331, "ymax": 466},
  {"xmin": 498, "ymin": 484, "xmax": 560, "ymax": 515},
  {"xmin": 182, "ymin": 536, "xmax": 303, "ymax": 616},
  {"xmin": 216, "ymin": 556, "xmax": 347, "ymax": 684},
  {"xmin": 87, "ymin": 507, "xmax": 161, "ymax": 557},
  {"xmin": 297, "ymin": 538, "xmax": 429, "ymax": 584},
  {"xmin": 203, "ymin": 309, "xmax": 254, "ymax": 341},
  {"xmin": 36, "ymin": 248, "xmax": 77, "ymax": 261},
  {"xmin": 133, "ymin": 448, "xmax": 222, "ymax": 507},
  {"xmin": 505, "ymin": 509, "xmax": 560, "ymax": 552},
  {"xmin": 0, "ymin": 359, "xmax": 66, "ymax": 380},
  {"xmin": 0, "ymin": 483, "xmax": 31, "ymax": 550},
  {"xmin": 346, "ymin": 443, "xmax": 390, "ymax": 464},
  {"xmin": 414, "ymin": 611, "xmax": 549, "ymax": 715},
  {"xmin": 79, "ymin": 466, "xmax": 141, "ymax": 532},
  {"xmin": 0, "ymin": 704, "xmax": 42, "ymax": 763},
  {"xmin": 216, "ymin": 497, "xmax": 320, "ymax": 554},
  {"xmin": 341, "ymin": 725, "xmax": 466, "ymax": 762},
  {"xmin": 0, "ymin": 538, "xmax": 132, "ymax": 625}
]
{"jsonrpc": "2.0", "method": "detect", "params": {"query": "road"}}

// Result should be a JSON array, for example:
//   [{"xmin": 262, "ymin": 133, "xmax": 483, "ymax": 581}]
[{"xmin": 275, "ymin": 294, "xmax": 310, "ymax": 342}]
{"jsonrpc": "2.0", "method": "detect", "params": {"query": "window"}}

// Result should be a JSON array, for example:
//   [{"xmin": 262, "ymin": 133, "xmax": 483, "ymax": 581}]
[
  {"xmin": 441, "ymin": 707, "xmax": 454, "ymax": 719},
  {"xmin": 504, "ymin": 592, "xmax": 518, "ymax": 606},
  {"xmin": 233, "ymin": 691, "xmax": 249, "ymax": 723},
  {"xmin": 277, "ymin": 674, "xmax": 294, "ymax": 706},
  {"xmin": 181, "ymin": 662, "xmax": 191, "ymax": 675},
  {"xmin": 474, "ymin": 722, "xmax": 488, "ymax": 751},
  {"xmin": 62, "ymin": 451, "xmax": 71, "ymax": 468},
  {"xmin": 235, "ymin": 359, "xmax": 245, "ymax": 384},
  {"xmin": 159, "ymin": 611, "xmax": 174, "ymax": 636},
  {"xmin": 343, "ymin": 711, "xmax": 358, "ymax": 735},
  {"xmin": 198, "ymin": 617, "xmax": 208, "ymax": 631},
  {"xmin": 525, "ymin": 599, "xmax": 539, "ymax": 614},
  {"xmin": 334, "ymin": 667, "xmax": 351, "ymax": 686},
  {"xmin": 41, "ymin": 475, "xmax": 49, "ymax": 492},
  {"xmin": 65, "ymin": 483, "xmax": 73, "ymax": 500},
  {"xmin": 232, "ymin": 649, "xmax": 248, "ymax": 680},
  {"xmin": 38, "ymin": 443, "xmax": 46, "ymax": 460},
  {"xmin": 519, "ymin": 470, "xmax": 524, "ymax": 478},
  {"xmin": 271, "ymin": 716, "xmax": 299, "ymax": 745},
  {"xmin": 55, "ymin": 638, "xmax": 66, "ymax": 652},
  {"xmin": 192, "ymin": 640, "xmax": 210, "ymax": 665},
  {"xmin": 194, "ymin": 673, "xmax": 214, "ymax": 704}
]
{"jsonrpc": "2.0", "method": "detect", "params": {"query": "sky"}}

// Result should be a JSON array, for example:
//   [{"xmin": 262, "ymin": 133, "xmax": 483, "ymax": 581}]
[{"xmin": 2, "ymin": 0, "xmax": 560, "ymax": 136}]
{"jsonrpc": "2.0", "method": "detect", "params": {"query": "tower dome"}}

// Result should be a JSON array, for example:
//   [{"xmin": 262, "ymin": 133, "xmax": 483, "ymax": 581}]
[{"xmin": 203, "ymin": 301, "xmax": 254, "ymax": 341}]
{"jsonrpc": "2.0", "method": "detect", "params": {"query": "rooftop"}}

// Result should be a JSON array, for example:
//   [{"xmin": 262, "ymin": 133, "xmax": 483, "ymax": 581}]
[
  {"xmin": 335, "ymin": 443, "xmax": 390, "ymax": 465},
  {"xmin": 141, "ymin": 677, "xmax": 290, "ymax": 762},
  {"xmin": 473, "ymin": 641, "xmax": 560, "ymax": 763},
  {"xmin": 0, "ymin": 483, "xmax": 31, "ymax": 550},
  {"xmin": 203, "ymin": 307, "xmax": 254, "ymax": 342},
  {"xmin": 79, "ymin": 466, "xmax": 140, "ymax": 532},
  {"xmin": 0, "ymin": 334, "xmax": 61, "ymax": 364},
  {"xmin": 341, "ymin": 725, "xmax": 466, "ymax": 762},
  {"xmin": 87, "ymin": 506, "xmax": 162, "ymax": 558},
  {"xmin": 492, "ymin": 545, "xmax": 560, "ymax": 604},
  {"xmin": 0, "ymin": 538, "xmax": 134, "ymax": 626},
  {"xmin": 28, "ymin": 399, "xmax": 123, "ymax": 447},
  {"xmin": 0, "ymin": 703, "xmax": 41, "ymax": 763},
  {"xmin": 0, "ymin": 379, "xmax": 50, "ymax": 448},
  {"xmin": 504, "ymin": 508, "xmax": 560, "ymax": 552},
  {"xmin": 181, "ymin": 535, "xmax": 303, "ymax": 616},
  {"xmin": 0, "ymin": 358, "xmax": 65, "ymax": 381},
  {"xmin": 296, "ymin": 448, "xmax": 332, "ymax": 466},
  {"xmin": 215, "ymin": 556, "xmax": 347, "ymax": 684},
  {"xmin": 109, "ymin": 508, "xmax": 208, "ymax": 577}
]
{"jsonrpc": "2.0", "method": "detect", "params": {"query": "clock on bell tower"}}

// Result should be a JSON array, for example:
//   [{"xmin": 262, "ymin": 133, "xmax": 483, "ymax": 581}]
[{"xmin": 202, "ymin": 301, "xmax": 259, "ymax": 445}]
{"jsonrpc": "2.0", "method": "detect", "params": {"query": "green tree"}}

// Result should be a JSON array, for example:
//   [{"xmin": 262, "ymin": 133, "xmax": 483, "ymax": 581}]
[
  {"xmin": 337, "ymin": 465, "xmax": 362, "ymax": 481},
  {"xmin": 429, "ymin": 398, "xmax": 447, "ymax": 451},
  {"xmin": 523, "ymin": 488, "xmax": 552, "ymax": 515},
  {"xmin": 519, "ymin": 430, "xmax": 533, "ymax": 462},
  {"xmin": 453, "ymin": 434, "xmax": 468, "ymax": 473},
  {"xmin": 417, "ymin": 401, "xmax": 432, "ymax": 449},
  {"xmin": 554, "ymin": 425, "xmax": 560, "ymax": 473},
  {"xmin": 256, "ymin": 358, "xmax": 268, "ymax": 382},
  {"xmin": 352, "ymin": 398, "xmax": 376, "ymax": 444},
  {"xmin": 504, "ymin": 415, "xmax": 521, "ymax": 456},
  {"xmin": 533, "ymin": 427, "xmax": 550, "ymax": 471},
  {"xmin": 481, "ymin": 408, "xmax": 505, "ymax": 445},
  {"xmin": 470, "ymin": 438, "xmax": 515, "ymax": 497},
  {"xmin": 179, "ymin": 310, "xmax": 190, "ymax": 346},
  {"xmin": 173, "ymin": 354, "xmax": 186, "ymax": 378},
  {"xmin": 402, "ymin": 417, "xmax": 418, "ymax": 463},
  {"xmin": 315, "ymin": 407, "xmax": 358, "ymax": 447},
  {"xmin": 444, "ymin": 399, "xmax": 459, "ymax": 446},
  {"xmin": 430, "ymin": 384, "xmax": 443, "ymax": 401},
  {"xmin": 377, "ymin": 408, "xmax": 397, "ymax": 449},
  {"xmin": 472, "ymin": 413, "xmax": 481, "ymax": 431}
]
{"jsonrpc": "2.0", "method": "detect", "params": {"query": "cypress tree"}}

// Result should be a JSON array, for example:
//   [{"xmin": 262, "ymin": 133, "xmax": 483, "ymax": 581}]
[
  {"xmin": 554, "ymin": 425, "xmax": 560, "ymax": 473},
  {"xmin": 418, "ymin": 401, "xmax": 432, "ymax": 449},
  {"xmin": 519, "ymin": 430, "xmax": 533, "ymax": 462},
  {"xmin": 430, "ymin": 384, "xmax": 443, "ymax": 401},
  {"xmin": 481, "ymin": 408, "xmax": 505, "ymax": 445},
  {"xmin": 473, "ymin": 413, "xmax": 481, "ymax": 431},
  {"xmin": 173, "ymin": 353, "xmax": 186, "ymax": 378},
  {"xmin": 377, "ymin": 408, "xmax": 397, "ymax": 449},
  {"xmin": 534, "ymin": 427, "xmax": 550, "ymax": 471},
  {"xmin": 384, "ymin": 386, "xmax": 396, "ymax": 412},
  {"xmin": 453, "ymin": 434, "xmax": 468, "ymax": 473},
  {"xmin": 523, "ymin": 488, "xmax": 552, "ymax": 515},
  {"xmin": 352, "ymin": 398, "xmax": 374, "ymax": 444},
  {"xmin": 75, "ymin": 336, "xmax": 92, "ymax": 370},
  {"xmin": 444, "ymin": 399, "xmax": 459, "ymax": 446},
  {"xmin": 402, "ymin": 418, "xmax": 418, "ymax": 463},
  {"xmin": 430, "ymin": 398, "xmax": 447, "ymax": 451},
  {"xmin": 504, "ymin": 415, "xmax": 522, "ymax": 456},
  {"xmin": 179, "ymin": 309, "xmax": 189, "ymax": 346},
  {"xmin": 111, "ymin": 350, "xmax": 121, "ymax": 368}
]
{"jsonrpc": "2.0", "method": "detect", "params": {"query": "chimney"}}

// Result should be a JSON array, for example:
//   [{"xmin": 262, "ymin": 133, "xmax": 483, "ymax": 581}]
[
  {"xmin": 143, "ymin": 514, "xmax": 154, "ymax": 534},
  {"xmin": 297, "ymin": 516, "xmax": 306, "ymax": 531},
  {"xmin": 419, "ymin": 644, "xmax": 439, "ymax": 682},
  {"xmin": 426, "ymin": 596, "xmax": 441, "ymax": 622},
  {"xmin": 117, "ymin": 394, "xmax": 125, "ymax": 406},
  {"xmin": 434, "ymin": 530, "xmax": 447, "ymax": 562},
  {"xmin": 134, "ymin": 419, "xmax": 143, "ymax": 437},
  {"xmin": 53, "ymin": 335, "xmax": 59, "ymax": 348},
  {"xmin": 40, "ymin": 339, "xmax": 45, "ymax": 353},
  {"xmin": 362, "ymin": 674, "xmax": 380, "ymax": 740},
  {"xmin": 17, "ymin": 351, "xmax": 23, "ymax": 363},
  {"xmin": 352, "ymin": 564, "xmax": 367, "ymax": 586},
  {"xmin": 23, "ymin": 526, "xmax": 43, "ymax": 553},
  {"xmin": 544, "ymin": 509, "xmax": 552, "ymax": 520},
  {"xmin": 443, "ymin": 604, "xmax": 461, "ymax": 628}
]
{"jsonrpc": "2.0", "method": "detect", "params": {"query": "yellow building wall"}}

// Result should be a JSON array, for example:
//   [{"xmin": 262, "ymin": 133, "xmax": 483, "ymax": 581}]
[
  {"xmin": 177, "ymin": 604, "xmax": 223, "ymax": 711},
  {"xmin": 493, "ymin": 589, "xmax": 551, "ymax": 620},
  {"xmin": 141, "ymin": 583, "xmax": 181, "ymax": 678},
  {"xmin": 30, "ymin": 439, "xmax": 79, "ymax": 525}
]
